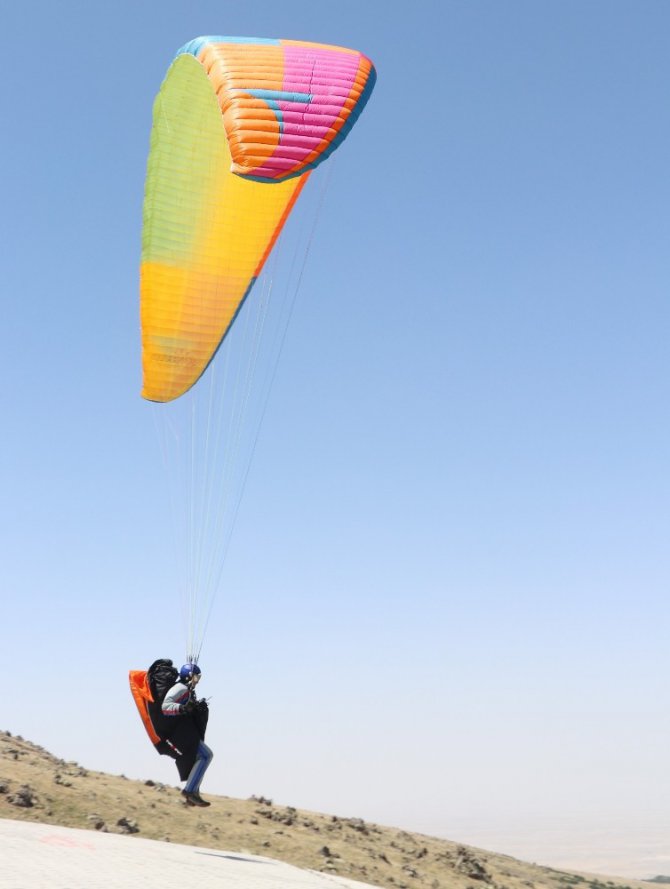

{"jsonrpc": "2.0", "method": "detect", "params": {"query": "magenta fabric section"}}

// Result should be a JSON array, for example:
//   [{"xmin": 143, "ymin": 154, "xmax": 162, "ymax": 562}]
[{"xmin": 248, "ymin": 44, "xmax": 361, "ymax": 179}]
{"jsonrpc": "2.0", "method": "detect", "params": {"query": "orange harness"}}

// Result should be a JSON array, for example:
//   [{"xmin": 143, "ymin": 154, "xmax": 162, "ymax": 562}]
[{"xmin": 128, "ymin": 670, "xmax": 161, "ymax": 745}]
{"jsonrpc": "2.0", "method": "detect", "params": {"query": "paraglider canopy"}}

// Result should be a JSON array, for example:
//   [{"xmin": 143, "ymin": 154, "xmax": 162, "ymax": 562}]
[
  {"xmin": 140, "ymin": 35, "xmax": 376, "ymax": 403},
  {"xmin": 139, "ymin": 34, "xmax": 376, "ymax": 662}
]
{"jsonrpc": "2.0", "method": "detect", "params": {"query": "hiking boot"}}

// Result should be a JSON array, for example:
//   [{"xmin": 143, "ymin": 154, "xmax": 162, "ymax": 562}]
[{"xmin": 182, "ymin": 790, "xmax": 210, "ymax": 807}]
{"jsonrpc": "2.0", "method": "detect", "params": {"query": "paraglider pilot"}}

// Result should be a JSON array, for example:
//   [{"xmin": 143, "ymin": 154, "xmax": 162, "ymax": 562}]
[
  {"xmin": 129, "ymin": 659, "xmax": 213, "ymax": 807},
  {"xmin": 162, "ymin": 664, "xmax": 213, "ymax": 806}
]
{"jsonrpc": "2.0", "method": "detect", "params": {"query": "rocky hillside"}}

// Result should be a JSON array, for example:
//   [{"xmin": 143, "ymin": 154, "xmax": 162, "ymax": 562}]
[{"xmin": 0, "ymin": 731, "xmax": 649, "ymax": 889}]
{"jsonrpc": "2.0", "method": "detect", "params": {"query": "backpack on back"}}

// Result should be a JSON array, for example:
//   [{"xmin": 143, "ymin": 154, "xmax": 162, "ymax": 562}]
[{"xmin": 147, "ymin": 659, "xmax": 179, "ymax": 704}]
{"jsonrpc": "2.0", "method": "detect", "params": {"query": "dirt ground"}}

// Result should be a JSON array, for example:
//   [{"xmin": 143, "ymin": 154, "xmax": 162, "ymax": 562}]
[{"xmin": 0, "ymin": 731, "xmax": 651, "ymax": 889}]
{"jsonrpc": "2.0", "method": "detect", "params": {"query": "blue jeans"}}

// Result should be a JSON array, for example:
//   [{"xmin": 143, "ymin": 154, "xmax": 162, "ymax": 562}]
[{"xmin": 185, "ymin": 741, "xmax": 213, "ymax": 793}]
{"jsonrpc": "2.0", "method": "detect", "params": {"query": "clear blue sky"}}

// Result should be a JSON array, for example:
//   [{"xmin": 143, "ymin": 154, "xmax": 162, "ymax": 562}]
[{"xmin": 3, "ymin": 0, "xmax": 669, "ymax": 875}]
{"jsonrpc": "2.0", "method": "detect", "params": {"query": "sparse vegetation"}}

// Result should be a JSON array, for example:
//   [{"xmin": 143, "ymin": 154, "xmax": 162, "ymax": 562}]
[{"xmin": 0, "ymin": 731, "xmax": 654, "ymax": 889}]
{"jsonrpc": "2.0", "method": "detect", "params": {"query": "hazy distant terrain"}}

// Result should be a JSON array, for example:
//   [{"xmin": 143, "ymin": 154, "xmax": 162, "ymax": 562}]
[{"xmin": 0, "ymin": 731, "xmax": 655, "ymax": 889}]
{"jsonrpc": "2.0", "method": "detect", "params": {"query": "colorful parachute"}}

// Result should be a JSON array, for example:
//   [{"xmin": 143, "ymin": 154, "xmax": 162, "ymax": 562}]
[
  {"xmin": 140, "ymin": 36, "xmax": 376, "ymax": 403},
  {"xmin": 139, "ymin": 36, "xmax": 375, "ymax": 660}
]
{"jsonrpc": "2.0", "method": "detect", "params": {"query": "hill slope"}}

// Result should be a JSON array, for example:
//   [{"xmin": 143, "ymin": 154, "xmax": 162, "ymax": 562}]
[{"xmin": 0, "ymin": 731, "xmax": 647, "ymax": 889}]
